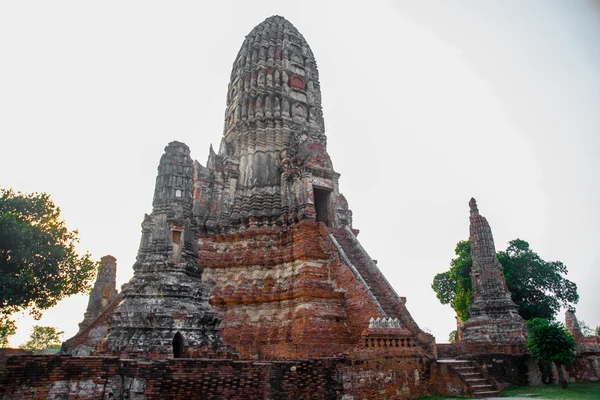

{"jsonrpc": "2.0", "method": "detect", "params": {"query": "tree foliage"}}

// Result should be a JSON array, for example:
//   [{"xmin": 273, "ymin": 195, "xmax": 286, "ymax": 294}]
[
  {"xmin": 448, "ymin": 330, "xmax": 457, "ymax": 344},
  {"xmin": 0, "ymin": 189, "xmax": 97, "ymax": 323},
  {"xmin": 526, "ymin": 318, "xmax": 576, "ymax": 388},
  {"xmin": 432, "ymin": 240, "xmax": 472, "ymax": 322},
  {"xmin": 432, "ymin": 239, "xmax": 578, "ymax": 322},
  {"xmin": 19, "ymin": 325, "xmax": 63, "ymax": 353},
  {"xmin": 0, "ymin": 320, "xmax": 16, "ymax": 348},
  {"xmin": 498, "ymin": 239, "xmax": 579, "ymax": 321}
]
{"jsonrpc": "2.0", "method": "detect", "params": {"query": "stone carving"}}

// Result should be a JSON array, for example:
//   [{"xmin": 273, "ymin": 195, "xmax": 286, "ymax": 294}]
[
  {"xmin": 461, "ymin": 198, "xmax": 526, "ymax": 343},
  {"xmin": 369, "ymin": 317, "xmax": 402, "ymax": 329}
]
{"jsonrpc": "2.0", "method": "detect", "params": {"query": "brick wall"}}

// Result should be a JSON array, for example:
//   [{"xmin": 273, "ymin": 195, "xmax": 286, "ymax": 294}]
[
  {"xmin": 0, "ymin": 354, "xmax": 473, "ymax": 399},
  {"xmin": 0, "ymin": 356, "xmax": 341, "ymax": 399}
]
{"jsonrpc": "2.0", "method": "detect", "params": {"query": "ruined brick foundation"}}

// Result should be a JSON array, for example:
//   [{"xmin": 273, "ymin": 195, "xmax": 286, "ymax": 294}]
[{"xmin": 0, "ymin": 355, "xmax": 471, "ymax": 400}]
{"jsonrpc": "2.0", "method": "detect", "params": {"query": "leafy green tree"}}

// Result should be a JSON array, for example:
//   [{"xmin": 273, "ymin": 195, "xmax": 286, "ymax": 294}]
[
  {"xmin": 432, "ymin": 239, "xmax": 578, "ymax": 322},
  {"xmin": 432, "ymin": 240, "xmax": 472, "ymax": 322},
  {"xmin": 596, "ymin": 326, "xmax": 600, "ymax": 337},
  {"xmin": 526, "ymin": 318, "xmax": 576, "ymax": 388},
  {"xmin": 0, "ymin": 320, "xmax": 16, "ymax": 348},
  {"xmin": 448, "ymin": 330, "xmax": 457, "ymax": 344},
  {"xmin": 498, "ymin": 239, "xmax": 578, "ymax": 321},
  {"xmin": 19, "ymin": 325, "xmax": 63, "ymax": 353},
  {"xmin": 0, "ymin": 189, "xmax": 97, "ymax": 325}
]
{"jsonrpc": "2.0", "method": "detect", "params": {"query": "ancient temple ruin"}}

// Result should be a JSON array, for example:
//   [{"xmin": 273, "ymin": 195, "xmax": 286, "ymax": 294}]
[
  {"xmin": 461, "ymin": 198, "xmax": 526, "ymax": 343},
  {"xmin": 3, "ymin": 15, "xmax": 599, "ymax": 400},
  {"xmin": 60, "ymin": 15, "xmax": 434, "ymax": 362},
  {"xmin": 9, "ymin": 16, "xmax": 456, "ymax": 399}
]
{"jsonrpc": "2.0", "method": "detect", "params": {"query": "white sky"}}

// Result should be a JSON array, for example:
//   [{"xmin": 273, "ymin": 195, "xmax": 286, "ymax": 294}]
[{"xmin": 1, "ymin": 1, "xmax": 599, "ymax": 347}]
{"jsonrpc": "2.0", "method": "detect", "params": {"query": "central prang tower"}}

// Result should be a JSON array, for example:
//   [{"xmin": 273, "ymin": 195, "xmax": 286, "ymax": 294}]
[
  {"xmin": 194, "ymin": 15, "xmax": 351, "ymax": 232},
  {"xmin": 66, "ymin": 15, "xmax": 434, "ymax": 363}
]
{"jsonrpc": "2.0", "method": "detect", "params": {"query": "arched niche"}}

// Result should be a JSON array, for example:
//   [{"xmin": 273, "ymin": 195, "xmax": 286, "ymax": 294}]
[{"xmin": 173, "ymin": 332, "xmax": 185, "ymax": 358}]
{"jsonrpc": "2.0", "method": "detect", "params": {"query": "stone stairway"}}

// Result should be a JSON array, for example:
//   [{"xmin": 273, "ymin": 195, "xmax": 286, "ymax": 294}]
[
  {"xmin": 438, "ymin": 359, "xmax": 501, "ymax": 398},
  {"xmin": 329, "ymin": 227, "xmax": 400, "ymax": 318}
]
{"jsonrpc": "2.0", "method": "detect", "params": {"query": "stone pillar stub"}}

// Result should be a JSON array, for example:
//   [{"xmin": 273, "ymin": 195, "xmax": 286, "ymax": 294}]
[{"xmin": 78, "ymin": 255, "xmax": 118, "ymax": 332}]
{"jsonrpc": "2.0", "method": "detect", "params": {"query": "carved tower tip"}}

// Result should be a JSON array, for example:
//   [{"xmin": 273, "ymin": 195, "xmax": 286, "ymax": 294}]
[{"xmin": 469, "ymin": 198, "xmax": 479, "ymax": 217}]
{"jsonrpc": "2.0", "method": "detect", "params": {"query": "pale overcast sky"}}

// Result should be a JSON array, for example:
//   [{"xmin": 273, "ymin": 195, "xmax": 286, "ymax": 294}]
[{"xmin": 1, "ymin": 1, "xmax": 599, "ymax": 346}]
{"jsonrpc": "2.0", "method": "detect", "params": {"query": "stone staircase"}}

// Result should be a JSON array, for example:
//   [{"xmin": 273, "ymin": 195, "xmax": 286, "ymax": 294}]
[
  {"xmin": 438, "ymin": 359, "xmax": 501, "ymax": 398},
  {"xmin": 329, "ymin": 227, "xmax": 400, "ymax": 318}
]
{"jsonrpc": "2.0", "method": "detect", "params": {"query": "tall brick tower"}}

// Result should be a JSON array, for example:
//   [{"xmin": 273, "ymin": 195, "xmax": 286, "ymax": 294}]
[{"xmin": 461, "ymin": 198, "xmax": 526, "ymax": 342}]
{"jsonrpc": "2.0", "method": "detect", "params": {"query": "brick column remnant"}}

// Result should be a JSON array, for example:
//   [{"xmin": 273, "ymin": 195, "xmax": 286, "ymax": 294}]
[
  {"xmin": 565, "ymin": 308, "xmax": 584, "ymax": 340},
  {"xmin": 78, "ymin": 255, "xmax": 118, "ymax": 332},
  {"xmin": 565, "ymin": 308, "xmax": 600, "ymax": 354},
  {"xmin": 461, "ymin": 198, "xmax": 526, "ymax": 343}
]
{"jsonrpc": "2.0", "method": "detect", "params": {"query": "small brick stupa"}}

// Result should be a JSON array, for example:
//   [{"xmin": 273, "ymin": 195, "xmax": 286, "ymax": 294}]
[{"xmin": 461, "ymin": 198, "xmax": 526, "ymax": 343}]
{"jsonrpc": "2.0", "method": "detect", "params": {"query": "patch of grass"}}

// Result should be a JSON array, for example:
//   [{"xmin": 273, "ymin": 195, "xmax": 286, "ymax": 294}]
[{"xmin": 502, "ymin": 381, "xmax": 600, "ymax": 399}]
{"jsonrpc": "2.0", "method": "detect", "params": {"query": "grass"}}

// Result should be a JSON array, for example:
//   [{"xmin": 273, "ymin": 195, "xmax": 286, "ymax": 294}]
[
  {"xmin": 502, "ymin": 381, "xmax": 600, "ymax": 399},
  {"xmin": 415, "ymin": 381, "xmax": 600, "ymax": 399},
  {"xmin": 414, "ymin": 397, "xmax": 468, "ymax": 400}
]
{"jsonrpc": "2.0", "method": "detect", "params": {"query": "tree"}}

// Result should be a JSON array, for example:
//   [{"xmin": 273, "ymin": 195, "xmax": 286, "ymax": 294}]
[
  {"xmin": 448, "ymin": 330, "xmax": 457, "ymax": 344},
  {"xmin": 0, "ymin": 189, "xmax": 97, "ymax": 325},
  {"xmin": 0, "ymin": 320, "xmax": 16, "ymax": 348},
  {"xmin": 596, "ymin": 326, "xmax": 600, "ymax": 337},
  {"xmin": 526, "ymin": 318, "xmax": 576, "ymax": 388},
  {"xmin": 432, "ymin": 239, "xmax": 578, "ymax": 322},
  {"xmin": 431, "ymin": 240, "xmax": 472, "ymax": 322},
  {"xmin": 19, "ymin": 325, "xmax": 63, "ymax": 353},
  {"xmin": 498, "ymin": 239, "xmax": 578, "ymax": 321}
]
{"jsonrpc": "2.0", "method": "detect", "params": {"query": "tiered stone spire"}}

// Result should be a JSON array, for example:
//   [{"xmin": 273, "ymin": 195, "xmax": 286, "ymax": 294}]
[
  {"xmin": 104, "ymin": 142, "xmax": 222, "ymax": 356},
  {"xmin": 462, "ymin": 198, "xmax": 526, "ymax": 342},
  {"xmin": 194, "ymin": 15, "xmax": 351, "ymax": 232},
  {"xmin": 77, "ymin": 255, "xmax": 118, "ymax": 332}
]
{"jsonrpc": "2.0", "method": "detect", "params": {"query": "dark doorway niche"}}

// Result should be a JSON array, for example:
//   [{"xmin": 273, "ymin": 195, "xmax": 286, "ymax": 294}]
[
  {"xmin": 173, "ymin": 332, "xmax": 184, "ymax": 358},
  {"xmin": 314, "ymin": 186, "xmax": 332, "ymax": 227}
]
